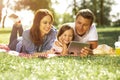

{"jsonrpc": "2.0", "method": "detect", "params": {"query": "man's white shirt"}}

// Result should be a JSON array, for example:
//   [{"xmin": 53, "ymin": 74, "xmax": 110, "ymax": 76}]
[{"xmin": 67, "ymin": 22, "xmax": 98, "ymax": 43}]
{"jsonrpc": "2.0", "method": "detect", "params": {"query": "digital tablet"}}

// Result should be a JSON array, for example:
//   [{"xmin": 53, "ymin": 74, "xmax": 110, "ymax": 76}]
[{"xmin": 68, "ymin": 41, "xmax": 90, "ymax": 55}]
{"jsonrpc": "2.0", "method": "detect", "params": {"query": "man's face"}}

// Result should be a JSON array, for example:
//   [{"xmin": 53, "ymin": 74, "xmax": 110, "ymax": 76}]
[{"xmin": 75, "ymin": 15, "xmax": 91, "ymax": 36}]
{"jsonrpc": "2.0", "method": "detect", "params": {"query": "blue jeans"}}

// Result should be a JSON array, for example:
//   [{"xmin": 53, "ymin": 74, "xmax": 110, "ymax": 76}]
[{"xmin": 8, "ymin": 23, "xmax": 23, "ymax": 50}]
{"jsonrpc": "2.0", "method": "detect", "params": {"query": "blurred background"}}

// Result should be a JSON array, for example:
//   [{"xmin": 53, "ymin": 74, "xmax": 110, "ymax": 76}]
[{"xmin": 0, "ymin": 0, "xmax": 120, "ymax": 29}]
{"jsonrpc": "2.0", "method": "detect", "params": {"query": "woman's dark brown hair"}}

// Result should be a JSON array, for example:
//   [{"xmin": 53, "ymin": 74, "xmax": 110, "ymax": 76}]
[{"xmin": 30, "ymin": 9, "xmax": 54, "ymax": 46}]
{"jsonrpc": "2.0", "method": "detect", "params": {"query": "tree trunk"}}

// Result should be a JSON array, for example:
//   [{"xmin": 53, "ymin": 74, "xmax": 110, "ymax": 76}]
[
  {"xmin": 73, "ymin": 0, "xmax": 77, "ymax": 15},
  {"xmin": 100, "ymin": 0, "xmax": 104, "ymax": 25},
  {"xmin": 83, "ymin": 0, "xmax": 86, "ymax": 8},
  {"xmin": 2, "ymin": 14, "xmax": 7, "ymax": 28},
  {"xmin": 0, "ymin": 0, "xmax": 3, "ymax": 24},
  {"xmin": 1, "ymin": 0, "xmax": 9, "ymax": 28},
  {"xmin": 93, "ymin": 0, "xmax": 97, "ymax": 23}
]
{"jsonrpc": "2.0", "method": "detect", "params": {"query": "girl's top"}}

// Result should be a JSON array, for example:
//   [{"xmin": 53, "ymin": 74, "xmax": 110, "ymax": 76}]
[{"xmin": 52, "ymin": 39, "xmax": 63, "ymax": 53}]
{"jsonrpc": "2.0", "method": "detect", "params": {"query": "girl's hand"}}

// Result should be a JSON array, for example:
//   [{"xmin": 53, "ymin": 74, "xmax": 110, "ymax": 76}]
[{"xmin": 61, "ymin": 43, "xmax": 68, "ymax": 56}]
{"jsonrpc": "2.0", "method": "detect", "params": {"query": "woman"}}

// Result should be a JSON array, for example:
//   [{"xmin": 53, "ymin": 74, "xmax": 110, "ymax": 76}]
[{"xmin": 9, "ymin": 9, "xmax": 57, "ymax": 54}]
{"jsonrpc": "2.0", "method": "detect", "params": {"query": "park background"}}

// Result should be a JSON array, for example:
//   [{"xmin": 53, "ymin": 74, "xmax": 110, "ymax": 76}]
[
  {"xmin": 0, "ymin": 0, "xmax": 120, "ymax": 80},
  {"xmin": 0, "ymin": 0, "xmax": 120, "ymax": 47},
  {"xmin": 0, "ymin": 0, "xmax": 120, "ymax": 28}
]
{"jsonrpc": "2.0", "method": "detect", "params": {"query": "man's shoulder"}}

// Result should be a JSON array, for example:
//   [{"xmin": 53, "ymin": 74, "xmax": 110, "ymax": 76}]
[{"xmin": 90, "ymin": 23, "xmax": 97, "ymax": 30}]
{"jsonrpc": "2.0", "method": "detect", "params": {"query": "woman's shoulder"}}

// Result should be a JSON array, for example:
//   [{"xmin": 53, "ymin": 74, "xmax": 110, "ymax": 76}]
[
  {"xmin": 23, "ymin": 29, "xmax": 30, "ymax": 35},
  {"xmin": 49, "ymin": 26, "xmax": 57, "ymax": 34},
  {"xmin": 22, "ymin": 29, "xmax": 30, "ymax": 37},
  {"xmin": 51, "ymin": 26, "xmax": 57, "ymax": 31}
]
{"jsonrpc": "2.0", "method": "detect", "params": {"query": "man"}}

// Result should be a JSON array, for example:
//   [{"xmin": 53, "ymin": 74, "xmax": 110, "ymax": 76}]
[
  {"xmin": 63, "ymin": 9, "xmax": 98, "ymax": 56},
  {"xmin": 73, "ymin": 9, "xmax": 98, "ymax": 49}
]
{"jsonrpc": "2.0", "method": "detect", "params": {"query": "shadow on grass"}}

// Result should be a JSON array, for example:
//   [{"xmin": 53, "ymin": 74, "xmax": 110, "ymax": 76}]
[{"xmin": 98, "ymin": 31, "xmax": 120, "ymax": 47}]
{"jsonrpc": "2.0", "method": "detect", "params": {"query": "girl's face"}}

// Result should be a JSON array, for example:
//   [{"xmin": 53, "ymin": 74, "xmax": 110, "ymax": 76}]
[
  {"xmin": 59, "ymin": 29, "xmax": 73, "ymax": 44},
  {"xmin": 39, "ymin": 15, "xmax": 52, "ymax": 37}
]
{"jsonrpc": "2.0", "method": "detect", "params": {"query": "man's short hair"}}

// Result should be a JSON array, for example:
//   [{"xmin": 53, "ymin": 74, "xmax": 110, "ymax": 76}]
[{"xmin": 76, "ymin": 9, "xmax": 95, "ymax": 24}]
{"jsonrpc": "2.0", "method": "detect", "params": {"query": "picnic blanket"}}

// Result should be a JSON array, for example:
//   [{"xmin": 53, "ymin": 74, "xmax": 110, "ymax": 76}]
[
  {"xmin": 0, "ymin": 44, "xmax": 62, "ymax": 58},
  {"xmin": 0, "ymin": 44, "xmax": 115, "ymax": 58}
]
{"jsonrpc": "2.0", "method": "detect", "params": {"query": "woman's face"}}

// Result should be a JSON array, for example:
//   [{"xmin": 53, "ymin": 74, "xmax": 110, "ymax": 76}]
[
  {"xmin": 75, "ymin": 15, "xmax": 91, "ymax": 36},
  {"xmin": 59, "ymin": 29, "xmax": 73, "ymax": 44},
  {"xmin": 39, "ymin": 15, "xmax": 52, "ymax": 36}
]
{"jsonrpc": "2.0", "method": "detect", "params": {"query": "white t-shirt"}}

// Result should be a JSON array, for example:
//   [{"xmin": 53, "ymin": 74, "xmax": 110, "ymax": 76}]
[{"xmin": 67, "ymin": 23, "xmax": 98, "ymax": 43}]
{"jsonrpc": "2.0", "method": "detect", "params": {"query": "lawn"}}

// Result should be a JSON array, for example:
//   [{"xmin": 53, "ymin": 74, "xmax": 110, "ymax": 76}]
[
  {"xmin": 97, "ymin": 27, "xmax": 120, "ymax": 48},
  {"xmin": 0, "ymin": 28, "xmax": 11, "ymax": 44},
  {"xmin": 0, "ymin": 27, "xmax": 120, "ymax": 80}
]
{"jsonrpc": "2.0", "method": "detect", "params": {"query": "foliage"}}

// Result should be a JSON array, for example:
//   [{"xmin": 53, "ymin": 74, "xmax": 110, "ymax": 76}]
[
  {"xmin": 67, "ymin": 0, "xmax": 115, "ymax": 26},
  {"xmin": 112, "ymin": 19, "xmax": 120, "ymax": 27},
  {"xmin": 62, "ymin": 13, "xmax": 74, "ymax": 24},
  {"xmin": 0, "ymin": 0, "xmax": 4, "ymax": 23},
  {"xmin": 14, "ymin": 0, "xmax": 52, "ymax": 12},
  {"xmin": 0, "ymin": 0, "xmax": 116, "ymax": 27},
  {"xmin": 53, "ymin": 13, "xmax": 74, "ymax": 27}
]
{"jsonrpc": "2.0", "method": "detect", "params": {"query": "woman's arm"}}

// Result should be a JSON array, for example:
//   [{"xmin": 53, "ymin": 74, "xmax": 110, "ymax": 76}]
[{"xmin": 22, "ymin": 30, "xmax": 36, "ymax": 54}]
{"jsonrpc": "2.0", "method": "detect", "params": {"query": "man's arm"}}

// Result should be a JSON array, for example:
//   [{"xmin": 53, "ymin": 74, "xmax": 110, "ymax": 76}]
[{"xmin": 89, "ymin": 41, "xmax": 98, "ymax": 49}]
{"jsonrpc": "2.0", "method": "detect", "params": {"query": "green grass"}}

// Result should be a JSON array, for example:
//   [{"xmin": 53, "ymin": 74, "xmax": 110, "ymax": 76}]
[
  {"xmin": 0, "ymin": 28, "xmax": 12, "ymax": 44},
  {"xmin": 0, "ymin": 53, "xmax": 120, "ymax": 80},
  {"xmin": 97, "ymin": 27, "xmax": 120, "ymax": 48},
  {"xmin": 0, "ymin": 27, "xmax": 120, "ymax": 80}
]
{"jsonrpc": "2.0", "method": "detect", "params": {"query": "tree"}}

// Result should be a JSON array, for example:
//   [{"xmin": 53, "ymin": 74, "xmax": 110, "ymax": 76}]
[
  {"xmin": 1, "ymin": 0, "xmax": 53, "ymax": 28},
  {"xmin": 67, "ymin": 0, "xmax": 114, "ymax": 26},
  {"xmin": 14, "ymin": 0, "xmax": 52, "ymax": 12},
  {"xmin": 1, "ymin": 0, "xmax": 10, "ymax": 28},
  {"xmin": 0, "ymin": 0, "xmax": 4, "ymax": 24}
]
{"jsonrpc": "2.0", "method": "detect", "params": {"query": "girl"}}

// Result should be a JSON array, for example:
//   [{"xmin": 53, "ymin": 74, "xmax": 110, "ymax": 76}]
[{"xmin": 52, "ymin": 24, "xmax": 75, "ymax": 55}]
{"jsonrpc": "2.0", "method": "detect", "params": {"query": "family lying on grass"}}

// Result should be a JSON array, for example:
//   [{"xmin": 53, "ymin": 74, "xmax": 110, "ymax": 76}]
[{"xmin": 0, "ymin": 9, "xmax": 114, "ymax": 58}]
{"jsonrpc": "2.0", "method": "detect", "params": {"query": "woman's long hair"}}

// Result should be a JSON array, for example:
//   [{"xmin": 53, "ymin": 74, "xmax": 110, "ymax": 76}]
[{"xmin": 30, "ymin": 9, "xmax": 54, "ymax": 46}]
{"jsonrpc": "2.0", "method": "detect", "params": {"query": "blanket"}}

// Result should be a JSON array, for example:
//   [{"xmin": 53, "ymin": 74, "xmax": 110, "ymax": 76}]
[
  {"xmin": 0, "ymin": 44, "xmax": 62, "ymax": 58},
  {"xmin": 0, "ymin": 44, "xmax": 115, "ymax": 58}
]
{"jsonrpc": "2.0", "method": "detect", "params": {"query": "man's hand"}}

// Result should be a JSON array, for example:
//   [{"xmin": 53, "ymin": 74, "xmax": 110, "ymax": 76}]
[{"xmin": 80, "ymin": 47, "xmax": 93, "ymax": 57}]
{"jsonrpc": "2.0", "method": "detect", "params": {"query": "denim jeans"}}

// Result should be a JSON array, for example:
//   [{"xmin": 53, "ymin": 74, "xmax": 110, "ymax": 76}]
[{"xmin": 8, "ymin": 23, "xmax": 23, "ymax": 50}]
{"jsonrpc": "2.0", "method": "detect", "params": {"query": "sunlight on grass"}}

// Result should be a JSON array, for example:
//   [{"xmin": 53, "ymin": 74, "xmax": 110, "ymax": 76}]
[
  {"xmin": 97, "ymin": 27, "xmax": 120, "ymax": 32},
  {"xmin": 0, "ymin": 27, "xmax": 120, "ymax": 80},
  {"xmin": 0, "ymin": 28, "xmax": 12, "ymax": 44},
  {"xmin": 0, "ymin": 53, "xmax": 120, "ymax": 80}
]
